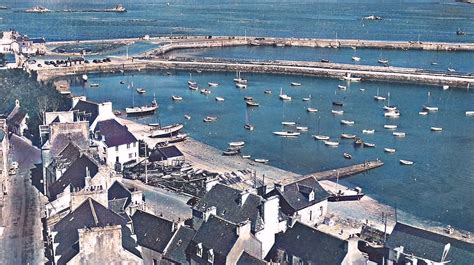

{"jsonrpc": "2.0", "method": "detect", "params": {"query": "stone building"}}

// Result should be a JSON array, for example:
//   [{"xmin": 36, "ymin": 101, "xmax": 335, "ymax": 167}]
[{"xmin": 6, "ymin": 99, "xmax": 29, "ymax": 137}]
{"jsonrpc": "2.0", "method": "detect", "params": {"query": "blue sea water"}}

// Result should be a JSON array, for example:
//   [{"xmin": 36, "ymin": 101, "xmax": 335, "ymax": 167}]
[{"xmin": 1, "ymin": 0, "xmax": 473, "ymax": 231}]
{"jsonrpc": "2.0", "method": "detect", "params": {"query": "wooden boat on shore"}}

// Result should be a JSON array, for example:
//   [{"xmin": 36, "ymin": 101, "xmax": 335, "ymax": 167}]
[
  {"xmin": 328, "ymin": 193, "xmax": 364, "ymax": 202},
  {"xmin": 384, "ymin": 147, "xmax": 396, "ymax": 153},
  {"xmin": 273, "ymin": 131, "xmax": 300, "ymax": 137},
  {"xmin": 126, "ymin": 98, "xmax": 158, "ymax": 116},
  {"xmin": 340, "ymin": 119, "xmax": 355, "ymax": 126},
  {"xmin": 203, "ymin": 116, "xmax": 217, "ymax": 122},
  {"xmin": 223, "ymin": 149, "xmax": 240, "ymax": 156},
  {"xmin": 400, "ymin": 159, "xmax": 414, "ymax": 165},
  {"xmin": 324, "ymin": 140, "xmax": 339, "ymax": 147},
  {"xmin": 254, "ymin": 158, "xmax": 269, "ymax": 164},
  {"xmin": 150, "ymin": 123, "xmax": 184, "ymax": 138}
]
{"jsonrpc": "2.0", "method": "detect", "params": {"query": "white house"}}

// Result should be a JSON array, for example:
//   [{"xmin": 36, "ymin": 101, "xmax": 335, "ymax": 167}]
[
  {"xmin": 93, "ymin": 119, "xmax": 139, "ymax": 168},
  {"xmin": 265, "ymin": 176, "xmax": 330, "ymax": 226}
]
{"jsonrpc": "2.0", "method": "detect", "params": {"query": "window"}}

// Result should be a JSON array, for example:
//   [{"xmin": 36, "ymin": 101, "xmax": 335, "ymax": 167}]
[
  {"xmin": 196, "ymin": 243, "xmax": 203, "ymax": 257},
  {"xmin": 133, "ymin": 142, "xmax": 136, "ymax": 147},
  {"xmin": 127, "ymin": 143, "xmax": 130, "ymax": 149},
  {"xmin": 115, "ymin": 156, "xmax": 119, "ymax": 162},
  {"xmin": 320, "ymin": 206, "xmax": 324, "ymax": 216},
  {"xmin": 152, "ymin": 259, "xmax": 158, "ymax": 265},
  {"xmin": 208, "ymin": 249, "xmax": 214, "ymax": 264},
  {"xmin": 115, "ymin": 146, "xmax": 118, "ymax": 151},
  {"xmin": 310, "ymin": 210, "xmax": 312, "ymax": 221},
  {"xmin": 129, "ymin": 153, "xmax": 133, "ymax": 159}
]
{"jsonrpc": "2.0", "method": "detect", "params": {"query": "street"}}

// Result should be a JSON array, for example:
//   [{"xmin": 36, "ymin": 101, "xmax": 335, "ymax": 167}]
[{"xmin": 0, "ymin": 135, "xmax": 44, "ymax": 265}]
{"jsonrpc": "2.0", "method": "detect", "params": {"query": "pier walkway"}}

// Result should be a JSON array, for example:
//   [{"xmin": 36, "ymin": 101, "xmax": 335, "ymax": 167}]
[{"xmin": 305, "ymin": 160, "xmax": 384, "ymax": 182}]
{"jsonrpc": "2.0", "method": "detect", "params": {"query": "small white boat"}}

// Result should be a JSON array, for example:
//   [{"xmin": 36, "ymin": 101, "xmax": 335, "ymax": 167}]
[
  {"xmin": 352, "ymin": 56, "xmax": 361, "ymax": 61},
  {"xmin": 384, "ymin": 148, "xmax": 396, "ymax": 153},
  {"xmin": 400, "ymin": 159, "xmax": 414, "ymax": 165},
  {"xmin": 302, "ymin": 95, "xmax": 312, "ymax": 101},
  {"xmin": 215, "ymin": 96, "xmax": 225, "ymax": 102},
  {"xmin": 362, "ymin": 129, "xmax": 375, "ymax": 134},
  {"xmin": 82, "ymin": 74, "xmax": 88, "ymax": 81},
  {"xmin": 383, "ymin": 105, "xmax": 397, "ymax": 111},
  {"xmin": 419, "ymin": 111, "xmax": 428, "ymax": 116},
  {"xmin": 172, "ymin": 95, "xmax": 183, "ymax": 101},
  {"xmin": 208, "ymin": 82, "xmax": 219, "ymax": 87},
  {"xmin": 188, "ymin": 84, "xmax": 199, "ymax": 90},
  {"xmin": 242, "ymin": 155, "xmax": 251, "ymax": 159},
  {"xmin": 296, "ymin": 126, "xmax": 309, "ymax": 132},
  {"xmin": 273, "ymin": 131, "xmax": 300, "ymax": 137},
  {"xmin": 203, "ymin": 116, "xmax": 217, "ymax": 122},
  {"xmin": 360, "ymin": 88, "xmax": 365, "ymax": 92},
  {"xmin": 90, "ymin": 83, "xmax": 99, "ymax": 87},
  {"xmin": 150, "ymin": 123, "xmax": 184, "ymax": 138},
  {"xmin": 466, "ymin": 111, "xmax": 474, "ymax": 116},
  {"xmin": 307, "ymin": 107, "xmax": 318, "ymax": 113},
  {"xmin": 313, "ymin": 135, "xmax": 330, "ymax": 141},
  {"xmin": 442, "ymin": 85, "xmax": 449, "ymax": 90},
  {"xmin": 236, "ymin": 83, "xmax": 247, "ymax": 89},
  {"xmin": 393, "ymin": 131, "xmax": 406, "ymax": 137},
  {"xmin": 244, "ymin": 124, "xmax": 254, "ymax": 131},
  {"xmin": 291, "ymin": 82, "xmax": 302, "ymax": 86},
  {"xmin": 374, "ymin": 88, "xmax": 386, "ymax": 101},
  {"xmin": 244, "ymin": 96, "xmax": 253, "ymax": 101},
  {"xmin": 324, "ymin": 140, "xmax": 339, "ymax": 147},
  {"xmin": 343, "ymin": 153, "xmax": 352, "ymax": 159},
  {"xmin": 363, "ymin": 142, "xmax": 376, "ymax": 148},
  {"xmin": 282, "ymin": 121, "xmax": 296, "ymax": 126},
  {"xmin": 378, "ymin": 59, "xmax": 389, "ymax": 64},
  {"xmin": 447, "ymin": 68, "xmax": 455, "ymax": 72},
  {"xmin": 332, "ymin": 110, "xmax": 344, "ymax": 115},
  {"xmin": 254, "ymin": 158, "xmax": 269, "ymax": 164},
  {"xmin": 229, "ymin": 141, "xmax": 245, "ymax": 147},
  {"xmin": 384, "ymin": 124, "xmax": 398, "ymax": 130},
  {"xmin": 340, "ymin": 119, "xmax": 355, "ymax": 126},
  {"xmin": 384, "ymin": 110, "xmax": 400, "ymax": 118},
  {"xmin": 430, "ymin": 127, "xmax": 443, "ymax": 132},
  {"xmin": 338, "ymin": 85, "xmax": 347, "ymax": 90},
  {"xmin": 341, "ymin": 133, "xmax": 356, "ymax": 139},
  {"xmin": 136, "ymin": 88, "xmax": 146, "ymax": 94},
  {"xmin": 233, "ymin": 71, "xmax": 247, "ymax": 84},
  {"xmin": 184, "ymin": 114, "xmax": 191, "ymax": 120},
  {"xmin": 246, "ymin": 101, "xmax": 260, "ymax": 107},
  {"xmin": 279, "ymin": 88, "xmax": 291, "ymax": 101},
  {"xmin": 200, "ymin": 89, "xmax": 211, "ymax": 95},
  {"xmin": 264, "ymin": 89, "xmax": 272, "ymax": 94},
  {"xmin": 188, "ymin": 80, "xmax": 197, "ymax": 86},
  {"xmin": 423, "ymin": 105, "xmax": 439, "ymax": 112}
]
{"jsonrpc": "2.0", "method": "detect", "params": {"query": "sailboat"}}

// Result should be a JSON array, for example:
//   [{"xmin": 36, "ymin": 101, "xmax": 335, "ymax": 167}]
[
  {"xmin": 187, "ymin": 73, "xmax": 197, "ymax": 86},
  {"xmin": 244, "ymin": 108, "xmax": 254, "ymax": 131},
  {"xmin": 126, "ymin": 88, "xmax": 158, "ymax": 116},
  {"xmin": 332, "ymin": 89, "xmax": 344, "ymax": 106},
  {"xmin": 279, "ymin": 88, "xmax": 291, "ymax": 101},
  {"xmin": 383, "ymin": 92, "xmax": 397, "ymax": 111},
  {"xmin": 313, "ymin": 116, "xmax": 330, "ymax": 140},
  {"xmin": 423, "ymin": 91, "xmax": 439, "ymax": 112},
  {"xmin": 374, "ymin": 88, "xmax": 386, "ymax": 101},
  {"xmin": 305, "ymin": 95, "xmax": 318, "ymax": 112},
  {"xmin": 233, "ymin": 71, "xmax": 248, "ymax": 84}
]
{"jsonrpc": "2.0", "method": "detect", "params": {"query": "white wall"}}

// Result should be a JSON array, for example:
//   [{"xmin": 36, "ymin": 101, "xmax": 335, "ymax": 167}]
[
  {"xmin": 297, "ymin": 200, "xmax": 328, "ymax": 226},
  {"xmin": 255, "ymin": 195, "xmax": 282, "ymax": 258},
  {"xmin": 99, "ymin": 141, "xmax": 139, "ymax": 167}
]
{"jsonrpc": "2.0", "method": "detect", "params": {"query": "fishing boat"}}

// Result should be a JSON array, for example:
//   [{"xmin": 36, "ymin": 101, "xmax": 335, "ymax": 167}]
[
  {"xmin": 363, "ymin": 15, "xmax": 383, "ymax": 20},
  {"xmin": 352, "ymin": 56, "xmax": 361, "ymax": 61},
  {"xmin": 254, "ymin": 159, "xmax": 269, "ymax": 164},
  {"xmin": 338, "ymin": 85, "xmax": 347, "ymax": 90},
  {"xmin": 264, "ymin": 89, "xmax": 272, "ymax": 94},
  {"xmin": 384, "ymin": 148, "xmax": 396, "ymax": 153},
  {"xmin": 378, "ymin": 59, "xmax": 389, "ymax": 64},
  {"xmin": 150, "ymin": 123, "xmax": 184, "ymax": 138},
  {"xmin": 172, "ymin": 95, "xmax": 183, "ymax": 101},
  {"xmin": 273, "ymin": 131, "xmax": 300, "ymax": 137},
  {"xmin": 246, "ymin": 101, "xmax": 260, "ymax": 107},
  {"xmin": 184, "ymin": 114, "xmax": 191, "ymax": 120},
  {"xmin": 126, "ymin": 93, "xmax": 158, "ymax": 116},
  {"xmin": 384, "ymin": 110, "xmax": 400, "ymax": 118},
  {"xmin": 200, "ymin": 89, "xmax": 211, "ymax": 95},
  {"xmin": 384, "ymin": 124, "xmax": 397, "ymax": 130},
  {"xmin": 374, "ymin": 88, "xmax": 386, "ymax": 101},
  {"xmin": 208, "ymin": 82, "xmax": 219, "ymax": 87},
  {"xmin": 215, "ymin": 96, "xmax": 225, "ymax": 102},
  {"xmin": 324, "ymin": 140, "xmax": 339, "ymax": 147},
  {"xmin": 203, "ymin": 116, "xmax": 217, "ymax": 122},
  {"xmin": 307, "ymin": 107, "xmax": 318, "ymax": 113},
  {"xmin": 443, "ymin": 85, "xmax": 449, "ymax": 90},
  {"xmin": 236, "ymin": 83, "xmax": 247, "ymax": 89},
  {"xmin": 291, "ymin": 82, "xmax": 302, "ymax": 86},
  {"xmin": 430, "ymin": 127, "xmax": 443, "ymax": 132},
  {"xmin": 466, "ymin": 111, "xmax": 474, "ymax": 116},
  {"xmin": 353, "ymin": 137, "xmax": 364, "ymax": 146},
  {"xmin": 302, "ymin": 95, "xmax": 312, "ymax": 101},
  {"xmin": 400, "ymin": 159, "xmax": 414, "ymax": 165},
  {"xmin": 393, "ymin": 131, "xmax": 406, "ymax": 137},
  {"xmin": 331, "ymin": 110, "xmax": 344, "ymax": 115},
  {"xmin": 363, "ymin": 142, "xmax": 376, "ymax": 148},
  {"xmin": 188, "ymin": 84, "xmax": 199, "ymax": 90},
  {"xmin": 233, "ymin": 71, "xmax": 248, "ymax": 84},
  {"xmin": 341, "ymin": 133, "xmax": 356, "ymax": 139},
  {"xmin": 244, "ymin": 108, "xmax": 254, "ymax": 131},
  {"xmin": 281, "ymin": 121, "xmax": 296, "ymax": 126},
  {"xmin": 188, "ymin": 73, "xmax": 197, "ymax": 86},
  {"xmin": 419, "ymin": 111, "xmax": 428, "ymax": 116},
  {"xmin": 340, "ymin": 120, "xmax": 355, "ymax": 126},
  {"xmin": 223, "ymin": 149, "xmax": 240, "ymax": 156},
  {"xmin": 313, "ymin": 116, "xmax": 330, "ymax": 140},
  {"xmin": 136, "ymin": 88, "xmax": 146, "ymax": 94},
  {"xmin": 279, "ymin": 88, "xmax": 291, "ymax": 101},
  {"xmin": 90, "ymin": 83, "xmax": 99, "ymax": 87},
  {"xmin": 423, "ymin": 92, "xmax": 438, "ymax": 112},
  {"xmin": 343, "ymin": 153, "xmax": 352, "ymax": 159},
  {"xmin": 383, "ymin": 92, "xmax": 397, "ymax": 111},
  {"xmin": 296, "ymin": 126, "xmax": 309, "ymax": 132},
  {"xmin": 362, "ymin": 129, "xmax": 375, "ymax": 134},
  {"xmin": 229, "ymin": 141, "xmax": 245, "ymax": 147},
  {"xmin": 332, "ymin": 101, "xmax": 344, "ymax": 107}
]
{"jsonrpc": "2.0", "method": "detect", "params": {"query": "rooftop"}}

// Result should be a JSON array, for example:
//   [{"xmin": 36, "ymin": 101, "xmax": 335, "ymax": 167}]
[
  {"xmin": 163, "ymin": 226, "xmax": 195, "ymax": 264},
  {"xmin": 72, "ymin": 99, "xmax": 99, "ymax": 125},
  {"xmin": 149, "ymin": 145, "xmax": 184, "ymax": 162},
  {"xmin": 191, "ymin": 215, "xmax": 239, "ymax": 257},
  {"xmin": 131, "ymin": 210, "xmax": 177, "ymax": 253},
  {"xmin": 95, "ymin": 119, "xmax": 137, "ymax": 147}
]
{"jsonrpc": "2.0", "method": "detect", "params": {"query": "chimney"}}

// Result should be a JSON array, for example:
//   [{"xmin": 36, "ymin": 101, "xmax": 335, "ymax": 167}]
[
  {"xmin": 203, "ymin": 206, "xmax": 216, "ymax": 222},
  {"xmin": 84, "ymin": 167, "xmax": 91, "ymax": 188},
  {"xmin": 236, "ymin": 220, "xmax": 251, "ymax": 237},
  {"xmin": 274, "ymin": 182, "xmax": 284, "ymax": 192}
]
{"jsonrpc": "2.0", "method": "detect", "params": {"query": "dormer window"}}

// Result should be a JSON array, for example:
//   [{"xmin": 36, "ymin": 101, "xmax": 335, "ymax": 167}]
[
  {"xmin": 309, "ymin": 191, "xmax": 314, "ymax": 201},
  {"xmin": 196, "ymin": 243, "xmax": 203, "ymax": 257},
  {"xmin": 208, "ymin": 249, "xmax": 214, "ymax": 264}
]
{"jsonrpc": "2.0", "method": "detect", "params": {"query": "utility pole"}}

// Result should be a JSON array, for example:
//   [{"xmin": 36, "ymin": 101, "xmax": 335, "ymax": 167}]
[{"xmin": 145, "ymin": 143, "xmax": 148, "ymax": 184}]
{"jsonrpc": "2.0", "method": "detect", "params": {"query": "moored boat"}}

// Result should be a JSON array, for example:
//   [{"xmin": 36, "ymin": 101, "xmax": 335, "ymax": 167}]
[
  {"xmin": 331, "ymin": 110, "xmax": 344, "ymax": 115},
  {"xmin": 384, "ymin": 110, "xmax": 400, "ymax": 118},
  {"xmin": 203, "ymin": 116, "xmax": 217, "ymax": 122},
  {"xmin": 332, "ymin": 101, "xmax": 344, "ymax": 107},
  {"xmin": 90, "ymin": 83, "xmax": 99, "ymax": 87},
  {"xmin": 215, "ymin": 96, "xmax": 225, "ymax": 102},
  {"xmin": 184, "ymin": 114, "xmax": 191, "ymax": 120},
  {"xmin": 324, "ymin": 140, "xmax": 339, "ymax": 147},
  {"xmin": 466, "ymin": 111, "xmax": 474, "ymax": 116},
  {"xmin": 188, "ymin": 84, "xmax": 198, "ymax": 90},
  {"xmin": 443, "ymin": 85, "xmax": 449, "ymax": 90},
  {"xmin": 136, "ymin": 88, "xmax": 146, "ymax": 94},
  {"xmin": 341, "ymin": 133, "xmax": 356, "ymax": 139},
  {"xmin": 229, "ymin": 141, "xmax": 245, "ymax": 147},
  {"xmin": 296, "ymin": 126, "xmax": 309, "ymax": 132},
  {"xmin": 236, "ymin": 83, "xmax": 247, "ymax": 89},
  {"xmin": 264, "ymin": 89, "xmax": 272, "ymax": 94},
  {"xmin": 362, "ymin": 129, "xmax": 375, "ymax": 134},
  {"xmin": 378, "ymin": 59, "xmax": 389, "ymax": 64},
  {"xmin": 244, "ymin": 96, "xmax": 254, "ymax": 101},
  {"xmin": 274, "ymin": 131, "xmax": 300, "ymax": 137},
  {"xmin": 200, "ymin": 89, "xmax": 211, "ymax": 95},
  {"xmin": 363, "ymin": 142, "xmax": 376, "ymax": 148},
  {"xmin": 384, "ymin": 147, "xmax": 396, "ymax": 153},
  {"xmin": 423, "ymin": 105, "xmax": 439, "ymax": 112},
  {"xmin": 307, "ymin": 107, "xmax": 318, "ymax": 113},
  {"xmin": 374, "ymin": 88, "xmax": 386, "ymax": 101},
  {"xmin": 281, "ymin": 121, "xmax": 296, "ymax": 126},
  {"xmin": 291, "ymin": 82, "xmax": 302, "ymax": 86},
  {"xmin": 254, "ymin": 158, "xmax": 269, "ymax": 164},
  {"xmin": 279, "ymin": 88, "xmax": 291, "ymax": 101},
  {"xmin": 208, "ymin": 82, "xmax": 219, "ymax": 87},
  {"xmin": 430, "ymin": 127, "xmax": 443, "ymax": 132},
  {"xmin": 246, "ymin": 101, "xmax": 260, "ymax": 107},
  {"xmin": 384, "ymin": 124, "xmax": 397, "ymax": 130},
  {"xmin": 352, "ymin": 56, "xmax": 361, "ymax": 61},
  {"xmin": 340, "ymin": 119, "xmax": 355, "ymax": 126},
  {"xmin": 338, "ymin": 85, "xmax": 347, "ymax": 90},
  {"xmin": 393, "ymin": 131, "xmax": 406, "ymax": 137},
  {"xmin": 172, "ymin": 95, "xmax": 183, "ymax": 101},
  {"xmin": 419, "ymin": 111, "xmax": 428, "ymax": 116},
  {"xmin": 400, "ymin": 159, "xmax": 414, "ymax": 165},
  {"xmin": 343, "ymin": 153, "xmax": 352, "ymax": 159}
]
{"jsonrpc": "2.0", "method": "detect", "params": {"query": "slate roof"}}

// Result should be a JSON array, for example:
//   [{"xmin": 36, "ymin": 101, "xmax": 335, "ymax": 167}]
[
  {"xmin": 72, "ymin": 100, "xmax": 99, "ymax": 124},
  {"xmin": 265, "ymin": 176, "xmax": 329, "ymax": 215},
  {"xmin": 47, "ymin": 141, "xmax": 81, "ymax": 174},
  {"xmin": 48, "ymin": 128, "xmax": 89, "ymax": 157},
  {"xmin": 52, "ymin": 198, "xmax": 140, "ymax": 265},
  {"xmin": 163, "ymin": 226, "xmax": 195, "ymax": 264},
  {"xmin": 191, "ymin": 215, "xmax": 239, "ymax": 257},
  {"xmin": 131, "ymin": 210, "xmax": 177, "ymax": 253},
  {"xmin": 7, "ymin": 109, "xmax": 27, "ymax": 126},
  {"xmin": 386, "ymin": 222, "xmax": 474, "ymax": 264},
  {"xmin": 266, "ymin": 221, "xmax": 348, "ymax": 265},
  {"xmin": 94, "ymin": 119, "xmax": 137, "ymax": 147},
  {"xmin": 194, "ymin": 184, "xmax": 265, "ymax": 232},
  {"xmin": 149, "ymin": 145, "xmax": 184, "ymax": 162},
  {"xmin": 237, "ymin": 251, "xmax": 266, "ymax": 265},
  {"xmin": 108, "ymin": 181, "xmax": 132, "ymax": 208},
  {"xmin": 48, "ymin": 154, "xmax": 99, "ymax": 200}
]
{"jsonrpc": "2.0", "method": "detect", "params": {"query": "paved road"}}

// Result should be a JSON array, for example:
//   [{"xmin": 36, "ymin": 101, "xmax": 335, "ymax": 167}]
[{"xmin": 0, "ymin": 135, "xmax": 44, "ymax": 265}]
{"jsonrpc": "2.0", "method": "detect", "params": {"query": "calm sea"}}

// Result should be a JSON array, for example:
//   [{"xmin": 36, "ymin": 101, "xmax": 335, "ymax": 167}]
[{"xmin": 1, "ymin": 0, "xmax": 473, "ymax": 231}]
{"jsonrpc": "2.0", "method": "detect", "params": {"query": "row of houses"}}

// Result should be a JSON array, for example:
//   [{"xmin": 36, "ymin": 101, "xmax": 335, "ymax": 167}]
[
  {"xmin": 35, "ymin": 97, "xmax": 473, "ymax": 264},
  {"xmin": 0, "ymin": 30, "xmax": 46, "ymax": 56}
]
